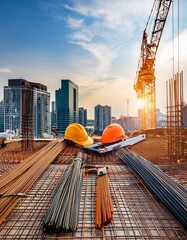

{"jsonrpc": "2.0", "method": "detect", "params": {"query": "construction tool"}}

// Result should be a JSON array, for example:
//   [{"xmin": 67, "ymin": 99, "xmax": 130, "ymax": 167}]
[
  {"xmin": 84, "ymin": 134, "xmax": 146, "ymax": 154},
  {"xmin": 0, "ymin": 193, "xmax": 27, "ymax": 198}
]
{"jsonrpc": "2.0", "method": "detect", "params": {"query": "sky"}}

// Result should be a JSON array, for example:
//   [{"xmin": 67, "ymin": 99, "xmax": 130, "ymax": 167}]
[{"xmin": 0, "ymin": 0, "xmax": 187, "ymax": 118}]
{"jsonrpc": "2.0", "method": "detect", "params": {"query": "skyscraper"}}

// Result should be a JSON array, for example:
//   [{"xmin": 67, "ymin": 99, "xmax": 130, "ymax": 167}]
[
  {"xmin": 56, "ymin": 79, "xmax": 78, "ymax": 134},
  {"xmin": 4, "ymin": 79, "xmax": 50, "ymax": 138},
  {"xmin": 32, "ymin": 83, "xmax": 50, "ymax": 138},
  {"xmin": 94, "ymin": 105, "xmax": 111, "ymax": 135},
  {"xmin": 51, "ymin": 101, "xmax": 57, "ymax": 127},
  {"xmin": 0, "ymin": 100, "xmax": 4, "ymax": 132},
  {"xmin": 79, "ymin": 107, "xmax": 87, "ymax": 126}
]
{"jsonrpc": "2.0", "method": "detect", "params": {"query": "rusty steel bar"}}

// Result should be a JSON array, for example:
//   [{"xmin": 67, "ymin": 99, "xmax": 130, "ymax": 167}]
[
  {"xmin": 0, "ymin": 140, "xmax": 58, "ymax": 192},
  {"xmin": 95, "ymin": 170, "xmax": 114, "ymax": 229},
  {"xmin": 0, "ymin": 139, "xmax": 66, "ymax": 224},
  {"xmin": 0, "ymin": 145, "xmax": 187, "ymax": 239},
  {"xmin": 166, "ymin": 71, "xmax": 185, "ymax": 160}
]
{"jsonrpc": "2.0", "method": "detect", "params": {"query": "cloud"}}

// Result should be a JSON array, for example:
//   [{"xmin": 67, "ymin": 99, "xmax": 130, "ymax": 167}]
[
  {"xmin": 97, "ymin": 76, "xmax": 117, "ymax": 82},
  {"xmin": 66, "ymin": 16, "xmax": 84, "ymax": 29},
  {"xmin": 69, "ymin": 30, "xmax": 93, "ymax": 42},
  {"xmin": 41, "ymin": 0, "xmax": 154, "ymax": 81},
  {"xmin": 69, "ymin": 39, "xmax": 117, "ymax": 74},
  {"xmin": 63, "ymin": 0, "xmax": 152, "ymax": 31},
  {"xmin": 62, "ymin": 0, "xmax": 154, "ymax": 78},
  {"xmin": 78, "ymin": 75, "xmax": 138, "ymax": 118},
  {"xmin": 63, "ymin": 3, "xmax": 90, "ymax": 16},
  {"xmin": 0, "ymin": 68, "xmax": 13, "ymax": 73},
  {"xmin": 157, "ymin": 28, "xmax": 187, "ymax": 67}
]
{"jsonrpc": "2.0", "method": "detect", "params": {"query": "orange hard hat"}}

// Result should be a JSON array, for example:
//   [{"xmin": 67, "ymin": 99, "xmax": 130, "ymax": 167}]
[{"xmin": 101, "ymin": 124, "xmax": 126, "ymax": 144}]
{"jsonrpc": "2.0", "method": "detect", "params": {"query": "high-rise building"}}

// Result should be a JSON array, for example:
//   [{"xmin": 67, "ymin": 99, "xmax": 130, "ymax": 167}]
[
  {"xmin": 117, "ymin": 115, "xmax": 135, "ymax": 133},
  {"xmin": 79, "ymin": 107, "xmax": 87, "ymax": 126},
  {"xmin": 156, "ymin": 108, "xmax": 166, "ymax": 128},
  {"xmin": 0, "ymin": 100, "xmax": 4, "ymax": 132},
  {"xmin": 51, "ymin": 101, "xmax": 57, "ymax": 127},
  {"xmin": 94, "ymin": 105, "xmax": 111, "ymax": 135},
  {"xmin": 32, "ymin": 83, "xmax": 50, "ymax": 138},
  {"xmin": 56, "ymin": 79, "xmax": 78, "ymax": 134},
  {"xmin": 4, "ymin": 79, "xmax": 50, "ymax": 138}
]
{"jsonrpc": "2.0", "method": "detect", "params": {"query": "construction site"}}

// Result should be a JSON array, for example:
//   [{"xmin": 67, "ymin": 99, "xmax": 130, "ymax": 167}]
[
  {"xmin": 0, "ymin": 0, "xmax": 187, "ymax": 239},
  {"xmin": 0, "ymin": 129, "xmax": 187, "ymax": 239}
]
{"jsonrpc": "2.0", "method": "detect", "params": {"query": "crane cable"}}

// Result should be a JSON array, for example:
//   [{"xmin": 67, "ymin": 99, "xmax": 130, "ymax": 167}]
[
  {"xmin": 172, "ymin": 0, "xmax": 180, "ymax": 78},
  {"xmin": 177, "ymin": 0, "xmax": 180, "ymax": 74},
  {"xmin": 145, "ymin": 0, "xmax": 158, "ymax": 37},
  {"xmin": 134, "ymin": 0, "xmax": 158, "ymax": 86}
]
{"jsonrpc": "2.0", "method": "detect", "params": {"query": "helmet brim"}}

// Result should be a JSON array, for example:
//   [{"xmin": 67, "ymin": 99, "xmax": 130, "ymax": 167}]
[
  {"xmin": 64, "ymin": 135, "xmax": 93, "ymax": 147},
  {"xmin": 79, "ymin": 136, "xmax": 93, "ymax": 147}
]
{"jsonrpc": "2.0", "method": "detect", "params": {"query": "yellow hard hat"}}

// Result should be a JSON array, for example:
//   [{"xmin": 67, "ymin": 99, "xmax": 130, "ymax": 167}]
[{"xmin": 64, "ymin": 123, "xmax": 93, "ymax": 147}]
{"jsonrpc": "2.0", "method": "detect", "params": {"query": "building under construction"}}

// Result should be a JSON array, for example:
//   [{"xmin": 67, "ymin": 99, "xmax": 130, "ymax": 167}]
[
  {"xmin": 166, "ymin": 71, "xmax": 186, "ymax": 161},
  {"xmin": 4, "ymin": 79, "xmax": 50, "ymax": 143},
  {"xmin": 1, "ymin": 0, "xmax": 187, "ymax": 238},
  {"xmin": 0, "ymin": 132, "xmax": 187, "ymax": 239}
]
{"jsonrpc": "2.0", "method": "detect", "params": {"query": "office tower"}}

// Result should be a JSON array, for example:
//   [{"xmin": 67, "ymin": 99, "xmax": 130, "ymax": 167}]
[
  {"xmin": 51, "ymin": 101, "xmax": 57, "ymax": 127},
  {"xmin": 0, "ymin": 100, "xmax": 4, "ymax": 132},
  {"xmin": 79, "ymin": 107, "xmax": 87, "ymax": 126},
  {"xmin": 94, "ymin": 105, "xmax": 111, "ymax": 135},
  {"xmin": 56, "ymin": 79, "xmax": 78, "ymax": 134},
  {"xmin": 32, "ymin": 83, "xmax": 50, "ymax": 138},
  {"xmin": 4, "ymin": 79, "xmax": 50, "ymax": 138}
]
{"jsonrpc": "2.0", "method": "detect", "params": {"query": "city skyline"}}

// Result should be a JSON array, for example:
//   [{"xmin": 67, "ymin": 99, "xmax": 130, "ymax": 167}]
[{"xmin": 0, "ymin": 0, "xmax": 187, "ymax": 118}]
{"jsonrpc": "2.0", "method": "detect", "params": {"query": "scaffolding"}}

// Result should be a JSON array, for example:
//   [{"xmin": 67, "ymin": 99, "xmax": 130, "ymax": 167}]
[
  {"xmin": 166, "ymin": 71, "xmax": 185, "ymax": 161},
  {"xmin": 21, "ymin": 87, "xmax": 34, "ymax": 151}
]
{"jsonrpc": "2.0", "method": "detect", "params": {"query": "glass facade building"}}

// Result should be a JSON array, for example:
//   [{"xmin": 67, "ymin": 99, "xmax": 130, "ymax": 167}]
[
  {"xmin": 4, "ymin": 79, "xmax": 50, "ymax": 138},
  {"xmin": 94, "ymin": 105, "xmax": 111, "ymax": 135},
  {"xmin": 79, "ymin": 107, "xmax": 87, "ymax": 126},
  {"xmin": 56, "ymin": 79, "xmax": 78, "ymax": 134},
  {"xmin": 0, "ymin": 100, "xmax": 4, "ymax": 132},
  {"xmin": 51, "ymin": 101, "xmax": 57, "ymax": 127},
  {"xmin": 33, "ymin": 85, "xmax": 50, "ymax": 138},
  {"xmin": 4, "ymin": 84, "xmax": 22, "ymax": 137}
]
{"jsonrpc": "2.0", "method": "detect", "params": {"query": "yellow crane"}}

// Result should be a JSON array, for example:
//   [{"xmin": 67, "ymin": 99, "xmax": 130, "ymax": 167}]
[{"xmin": 134, "ymin": 0, "xmax": 172, "ymax": 130}]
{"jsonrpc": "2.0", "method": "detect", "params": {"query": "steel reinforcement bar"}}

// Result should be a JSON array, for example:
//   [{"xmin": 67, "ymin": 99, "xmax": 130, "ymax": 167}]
[
  {"xmin": 0, "ymin": 139, "xmax": 67, "ymax": 224},
  {"xmin": 116, "ymin": 148, "xmax": 187, "ymax": 229},
  {"xmin": 95, "ymin": 173, "xmax": 114, "ymax": 229},
  {"xmin": 44, "ymin": 152, "xmax": 83, "ymax": 232}
]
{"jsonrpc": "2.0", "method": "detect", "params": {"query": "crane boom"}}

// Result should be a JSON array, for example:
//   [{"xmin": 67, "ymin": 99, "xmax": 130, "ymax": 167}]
[{"xmin": 134, "ymin": 0, "xmax": 172, "ymax": 130}]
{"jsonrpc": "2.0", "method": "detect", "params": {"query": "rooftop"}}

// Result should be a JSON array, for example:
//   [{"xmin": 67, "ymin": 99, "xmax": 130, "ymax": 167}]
[{"xmin": 0, "ymin": 136, "xmax": 187, "ymax": 239}]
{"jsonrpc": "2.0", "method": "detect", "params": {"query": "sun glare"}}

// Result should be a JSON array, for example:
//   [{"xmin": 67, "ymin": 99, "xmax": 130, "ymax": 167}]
[{"xmin": 137, "ymin": 99, "xmax": 142, "ymax": 109}]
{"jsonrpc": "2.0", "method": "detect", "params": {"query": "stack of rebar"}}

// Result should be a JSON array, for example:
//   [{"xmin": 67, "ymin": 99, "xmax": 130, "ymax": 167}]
[
  {"xmin": 0, "ymin": 139, "xmax": 66, "ymax": 224},
  {"xmin": 117, "ymin": 148, "xmax": 187, "ymax": 229},
  {"xmin": 95, "ymin": 169, "xmax": 114, "ymax": 229},
  {"xmin": 44, "ymin": 152, "xmax": 83, "ymax": 232},
  {"xmin": 0, "ymin": 141, "xmax": 47, "ymax": 164}
]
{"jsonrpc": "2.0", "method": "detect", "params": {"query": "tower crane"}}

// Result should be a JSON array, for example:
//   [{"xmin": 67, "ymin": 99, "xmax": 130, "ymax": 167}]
[{"xmin": 134, "ymin": 0, "xmax": 172, "ymax": 130}]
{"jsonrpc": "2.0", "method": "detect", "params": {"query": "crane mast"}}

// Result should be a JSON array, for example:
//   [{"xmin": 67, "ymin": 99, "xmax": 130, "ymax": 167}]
[{"xmin": 134, "ymin": 0, "xmax": 172, "ymax": 130}]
